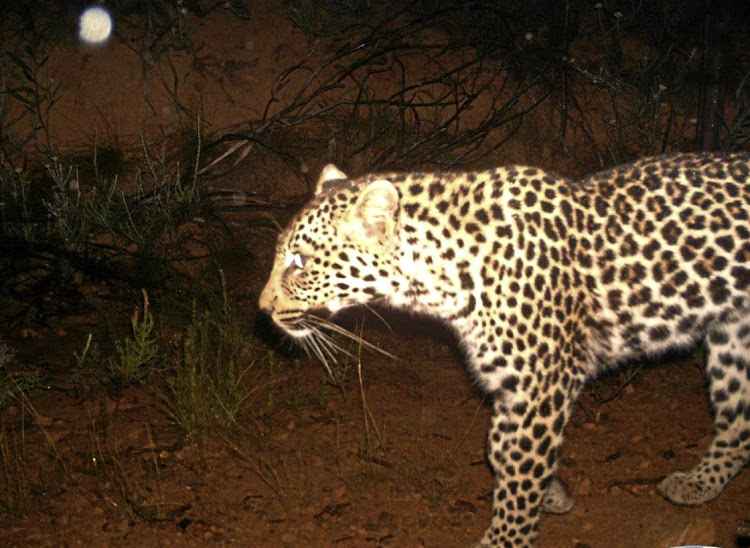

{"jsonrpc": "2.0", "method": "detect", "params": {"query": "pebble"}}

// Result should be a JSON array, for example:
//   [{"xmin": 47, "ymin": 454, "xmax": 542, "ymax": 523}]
[
  {"xmin": 55, "ymin": 514, "xmax": 70, "ymax": 527},
  {"xmin": 420, "ymin": 407, "xmax": 438, "ymax": 427},
  {"xmin": 35, "ymin": 414, "xmax": 55, "ymax": 426},
  {"xmin": 574, "ymin": 478, "xmax": 592, "ymax": 496}
]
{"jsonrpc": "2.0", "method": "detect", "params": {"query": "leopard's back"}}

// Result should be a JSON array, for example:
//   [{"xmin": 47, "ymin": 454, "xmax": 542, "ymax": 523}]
[{"xmin": 574, "ymin": 152, "xmax": 750, "ymax": 367}]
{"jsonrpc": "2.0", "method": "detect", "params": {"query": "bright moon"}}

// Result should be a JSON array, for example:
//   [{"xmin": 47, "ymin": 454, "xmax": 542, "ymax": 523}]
[{"xmin": 79, "ymin": 6, "xmax": 113, "ymax": 45}]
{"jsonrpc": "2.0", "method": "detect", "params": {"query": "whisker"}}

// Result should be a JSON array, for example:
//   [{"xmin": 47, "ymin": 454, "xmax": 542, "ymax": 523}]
[
  {"xmin": 308, "ymin": 328, "xmax": 340, "ymax": 364},
  {"xmin": 362, "ymin": 303, "xmax": 394, "ymax": 334},
  {"xmin": 312, "ymin": 333, "xmax": 344, "ymax": 361},
  {"xmin": 307, "ymin": 315, "xmax": 399, "ymax": 361},
  {"xmin": 299, "ymin": 329, "xmax": 335, "ymax": 377},
  {"xmin": 317, "ymin": 331, "xmax": 355, "ymax": 361},
  {"xmin": 304, "ymin": 321, "xmax": 352, "ymax": 373}
]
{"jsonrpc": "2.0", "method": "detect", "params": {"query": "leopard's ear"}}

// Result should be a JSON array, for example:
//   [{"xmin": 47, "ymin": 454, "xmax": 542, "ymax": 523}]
[
  {"xmin": 347, "ymin": 179, "xmax": 399, "ymax": 242},
  {"xmin": 315, "ymin": 164, "xmax": 348, "ymax": 194}
]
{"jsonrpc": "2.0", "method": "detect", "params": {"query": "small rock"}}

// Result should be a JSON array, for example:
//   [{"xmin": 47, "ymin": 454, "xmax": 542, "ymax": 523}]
[
  {"xmin": 55, "ymin": 514, "xmax": 70, "ymax": 527},
  {"xmin": 281, "ymin": 533, "xmax": 299, "ymax": 546},
  {"xmin": 420, "ymin": 407, "xmax": 438, "ymax": 428},
  {"xmin": 631, "ymin": 483, "xmax": 652, "ymax": 495},
  {"xmin": 116, "ymin": 518, "xmax": 130, "ymax": 533},
  {"xmin": 574, "ymin": 478, "xmax": 592, "ymax": 497},
  {"xmin": 35, "ymin": 414, "xmax": 55, "ymax": 427}
]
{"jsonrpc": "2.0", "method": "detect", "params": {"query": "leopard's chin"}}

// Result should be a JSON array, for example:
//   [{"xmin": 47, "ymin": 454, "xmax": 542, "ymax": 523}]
[
  {"xmin": 268, "ymin": 313, "xmax": 311, "ymax": 338},
  {"xmin": 279, "ymin": 324, "xmax": 312, "ymax": 338},
  {"xmin": 272, "ymin": 307, "xmax": 333, "ymax": 338}
]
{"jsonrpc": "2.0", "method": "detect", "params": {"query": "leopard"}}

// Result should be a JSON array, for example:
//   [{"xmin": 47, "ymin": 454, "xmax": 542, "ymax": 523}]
[{"xmin": 259, "ymin": 152, "xmax": 750, "ymax": 548}]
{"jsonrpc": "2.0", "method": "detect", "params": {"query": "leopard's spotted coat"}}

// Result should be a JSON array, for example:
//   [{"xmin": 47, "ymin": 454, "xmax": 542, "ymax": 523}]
[{"xmin": 260, "ymin": 153, "xmax": 750, "ymax": 547}]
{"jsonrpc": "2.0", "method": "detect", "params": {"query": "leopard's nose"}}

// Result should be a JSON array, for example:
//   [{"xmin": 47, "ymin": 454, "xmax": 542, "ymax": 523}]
[{"xmin": 258, "ymin": 286, "xmax": 275, "ymax": 315}]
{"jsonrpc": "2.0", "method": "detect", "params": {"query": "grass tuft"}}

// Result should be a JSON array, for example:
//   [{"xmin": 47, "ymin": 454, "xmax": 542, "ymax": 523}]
[
  {"xmin": 165, "ymin": 271, "xmax": 256, "ymax": 443},
  {"xmin": 108, "ymin": 290, "xmax": 160, "ymax": 386}
]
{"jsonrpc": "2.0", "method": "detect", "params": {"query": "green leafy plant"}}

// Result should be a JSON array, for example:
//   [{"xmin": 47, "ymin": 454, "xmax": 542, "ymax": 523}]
[
  {"xmin": 165, "ymin": 271, "xmax": 256, "ymax": 443},
  {"xmin": 108, "ymin": 290, "xmax": 159, "ymax": 386},
  {"xmin": 0, "ymin": 133, "xmax": 209, "ymax": 324}
]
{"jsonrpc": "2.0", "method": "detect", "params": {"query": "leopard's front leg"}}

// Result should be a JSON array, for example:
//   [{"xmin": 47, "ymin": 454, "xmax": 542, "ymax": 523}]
[{"xmin": 474, "ymin": 377, "xmax": 582, "ymax": 548}]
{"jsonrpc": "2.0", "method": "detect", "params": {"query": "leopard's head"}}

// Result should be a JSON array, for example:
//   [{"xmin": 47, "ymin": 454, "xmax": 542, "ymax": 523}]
[{"xmin": 259, "ymin": 164, "xmax": 401, "ymax": 344}]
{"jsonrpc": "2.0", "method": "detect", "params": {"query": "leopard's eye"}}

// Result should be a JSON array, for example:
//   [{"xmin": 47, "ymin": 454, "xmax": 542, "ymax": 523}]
[{"xmin": 284, "ymin": 252, "xmax": 307, "ymax": 270}]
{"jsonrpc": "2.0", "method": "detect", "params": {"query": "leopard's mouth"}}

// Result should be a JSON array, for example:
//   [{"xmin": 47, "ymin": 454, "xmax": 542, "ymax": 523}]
[
  {"xmin": 276, "ymin": 321, "xmax": 312, "ymax": 338},
  {"xmin": 271, "ymin": 313, "xmax": 311, "ymax": 338},
  {"xmin": 272, "ymin": 307, "xmax": 333, "ymax": 339}
]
